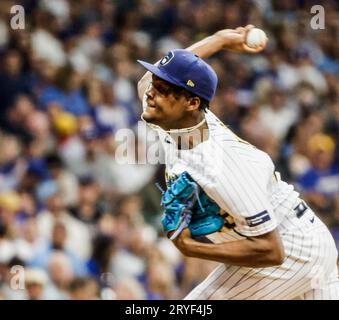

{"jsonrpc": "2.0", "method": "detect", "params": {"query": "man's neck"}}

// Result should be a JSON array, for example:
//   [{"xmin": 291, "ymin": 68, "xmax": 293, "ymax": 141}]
[{"xmin": 168, "ymin": 114, "xmax": 209, "ymax": 150}]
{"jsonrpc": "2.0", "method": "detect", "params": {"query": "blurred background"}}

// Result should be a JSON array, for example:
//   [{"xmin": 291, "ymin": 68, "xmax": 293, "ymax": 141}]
[{"xmin": 0, "ymin": 0, "xmax": 338, "ymax": 300}]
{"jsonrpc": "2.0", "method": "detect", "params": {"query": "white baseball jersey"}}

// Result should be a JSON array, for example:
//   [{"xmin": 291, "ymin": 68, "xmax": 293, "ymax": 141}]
[{"xmin": 152, "ymin": 109, "xmax": 339, "ymax": 300}]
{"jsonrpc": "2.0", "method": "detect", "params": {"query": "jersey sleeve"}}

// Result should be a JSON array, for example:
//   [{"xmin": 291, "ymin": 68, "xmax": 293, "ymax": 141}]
[{"xmin": 210, "ymin": 144, "xmax": 278, "ymax": 237}]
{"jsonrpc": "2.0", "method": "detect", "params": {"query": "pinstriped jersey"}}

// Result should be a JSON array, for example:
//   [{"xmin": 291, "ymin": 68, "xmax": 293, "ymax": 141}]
[
  {"xmin": 140, "ymin": 68, "xmax": 339, "ymax": 300},
  {"xmin": 143, "ymin": 98, "xmax": 339, "ymax": 300},
  {"xmin": 156, "ymin": 110, "xmax": 303, "ymax": 241}
]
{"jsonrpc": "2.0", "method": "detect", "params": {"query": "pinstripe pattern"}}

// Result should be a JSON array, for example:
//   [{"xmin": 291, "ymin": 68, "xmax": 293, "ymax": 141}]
[
  {"xmin": 158, "ymin": 110, "xmax": 339, "ymax": 300},
  {"xmin": 184, "ymin": 264, "xmax": 233, "ymax": 300},
  {"xmin": 301, "ymin": 230, "xmax": 339, "ymax": 300},
  {"xmin": 224, "ymin": 233, "xmax": 299, "ymax": 299},
  {"xmin": 211, "ymin": 145, "xmax": 278, "ymax": 236},
  {"xmin": 185, "ymin": 214, "xmax": 339, "ymax": 300},
  {"xmin": 258, "ymin": 233, "xmax": 312, "ymax": 300}
]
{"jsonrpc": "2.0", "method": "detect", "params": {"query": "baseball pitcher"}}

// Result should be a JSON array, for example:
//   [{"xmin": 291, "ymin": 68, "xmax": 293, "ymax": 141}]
[{"xmin": 137, "ymin": 25, "xmax": 339, "ymax": 300}]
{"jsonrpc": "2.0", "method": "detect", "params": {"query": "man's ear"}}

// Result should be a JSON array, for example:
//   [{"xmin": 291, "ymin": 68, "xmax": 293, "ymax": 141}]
[{"xmin": 186, "ymin": 97, "xmax": 201, "ymax": 112}]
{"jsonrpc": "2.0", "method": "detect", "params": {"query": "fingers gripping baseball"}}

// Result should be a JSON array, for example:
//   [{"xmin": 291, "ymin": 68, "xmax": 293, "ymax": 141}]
[{"xmin": 215, "ymin": 24, "xmax": 268, "ymax": 54}]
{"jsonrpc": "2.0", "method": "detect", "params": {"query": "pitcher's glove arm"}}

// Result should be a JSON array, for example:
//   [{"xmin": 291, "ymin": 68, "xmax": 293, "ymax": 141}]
[
  {"xmin": 188, "ymin": 191, "xmax": 224, "ymax": 238},
  {"xmin": 157, "ymin": 172, "xmax": 223, "ymax": 240},
  {"xmin": 157, "ymin": 172, "xmax": 202, "ymax": 240}
]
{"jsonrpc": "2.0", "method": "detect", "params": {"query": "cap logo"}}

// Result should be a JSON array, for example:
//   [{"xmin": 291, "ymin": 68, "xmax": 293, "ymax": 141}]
[
  {"xmin": 160, "ymin": 51, "xmax": 174, "ymax": 66},
  {"xmin": 186, "ymin": 80, "xmax": 195, "ymax": 87}
]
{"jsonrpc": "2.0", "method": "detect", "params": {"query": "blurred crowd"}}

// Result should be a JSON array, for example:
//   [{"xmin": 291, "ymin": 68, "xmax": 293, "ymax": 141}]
[{"xmin": 0, "ymin": 0, "xmax": 338, "ymax": 300}]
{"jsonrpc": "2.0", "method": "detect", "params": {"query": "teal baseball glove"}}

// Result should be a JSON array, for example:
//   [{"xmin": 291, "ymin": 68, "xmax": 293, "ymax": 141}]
[
  {"xmin": 157, "ymin": 171, "xmax": 224, "ymax": 240},
  {"xmin": 189, "ymin": 191, "xmax": 224, "ymax": 238}
]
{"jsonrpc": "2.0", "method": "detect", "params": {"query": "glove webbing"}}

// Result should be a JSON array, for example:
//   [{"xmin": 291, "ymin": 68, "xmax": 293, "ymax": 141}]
[{"xmin": 156, "ymin": 180, "xmax": 205, "ymax": 240}]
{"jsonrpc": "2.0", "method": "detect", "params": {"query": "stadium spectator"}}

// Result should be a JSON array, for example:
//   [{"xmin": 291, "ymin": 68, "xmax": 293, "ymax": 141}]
[{"xmin": 297, "ymin": 133, "xmax": 339, "ymax": 225}]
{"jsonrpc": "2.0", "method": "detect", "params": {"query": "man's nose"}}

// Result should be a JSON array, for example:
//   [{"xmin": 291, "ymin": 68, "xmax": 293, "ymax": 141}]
[{"xmin": 145, "ymin": 84, "xmax": 155, "ymax": 98}]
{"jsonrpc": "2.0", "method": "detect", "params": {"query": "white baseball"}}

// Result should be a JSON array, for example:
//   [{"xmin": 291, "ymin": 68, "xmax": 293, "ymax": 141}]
[{"xmin": 245, "ymin": 28, "xmax": 268, "ymax": 48}]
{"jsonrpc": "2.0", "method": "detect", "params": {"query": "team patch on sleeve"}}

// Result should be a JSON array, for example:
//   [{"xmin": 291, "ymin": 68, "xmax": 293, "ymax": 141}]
[{"xmin": 245, "ymin": 210, "xmax": 271, "ymax": 227}]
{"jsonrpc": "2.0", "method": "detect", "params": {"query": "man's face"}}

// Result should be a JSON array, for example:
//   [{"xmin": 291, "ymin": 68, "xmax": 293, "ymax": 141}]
[
  {"xmin": 309, "ymin": 149, "xmax": 334, "ymax": 171},
  {"xmin": 142, "ymin": 75, "xmax": 191, "ymax": 130}
]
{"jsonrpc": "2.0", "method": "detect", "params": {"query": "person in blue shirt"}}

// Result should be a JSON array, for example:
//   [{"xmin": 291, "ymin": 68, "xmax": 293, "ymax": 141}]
[
  {"xmin": 38, "ymin": 64, "xmax": 90, "ymax": 116},
  {"xmin": 297, "ymin": 133, "xmax": 339, "ymax": 221},
  {"xmin": 29, "ymin": 221, "xmax": 87, "ymax": 277}
]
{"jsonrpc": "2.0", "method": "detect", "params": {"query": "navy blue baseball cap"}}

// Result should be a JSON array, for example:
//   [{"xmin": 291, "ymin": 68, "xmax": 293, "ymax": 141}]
[{"xmin": 137, "ymin": 49, "xmax": 218, "ymax": 102}]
